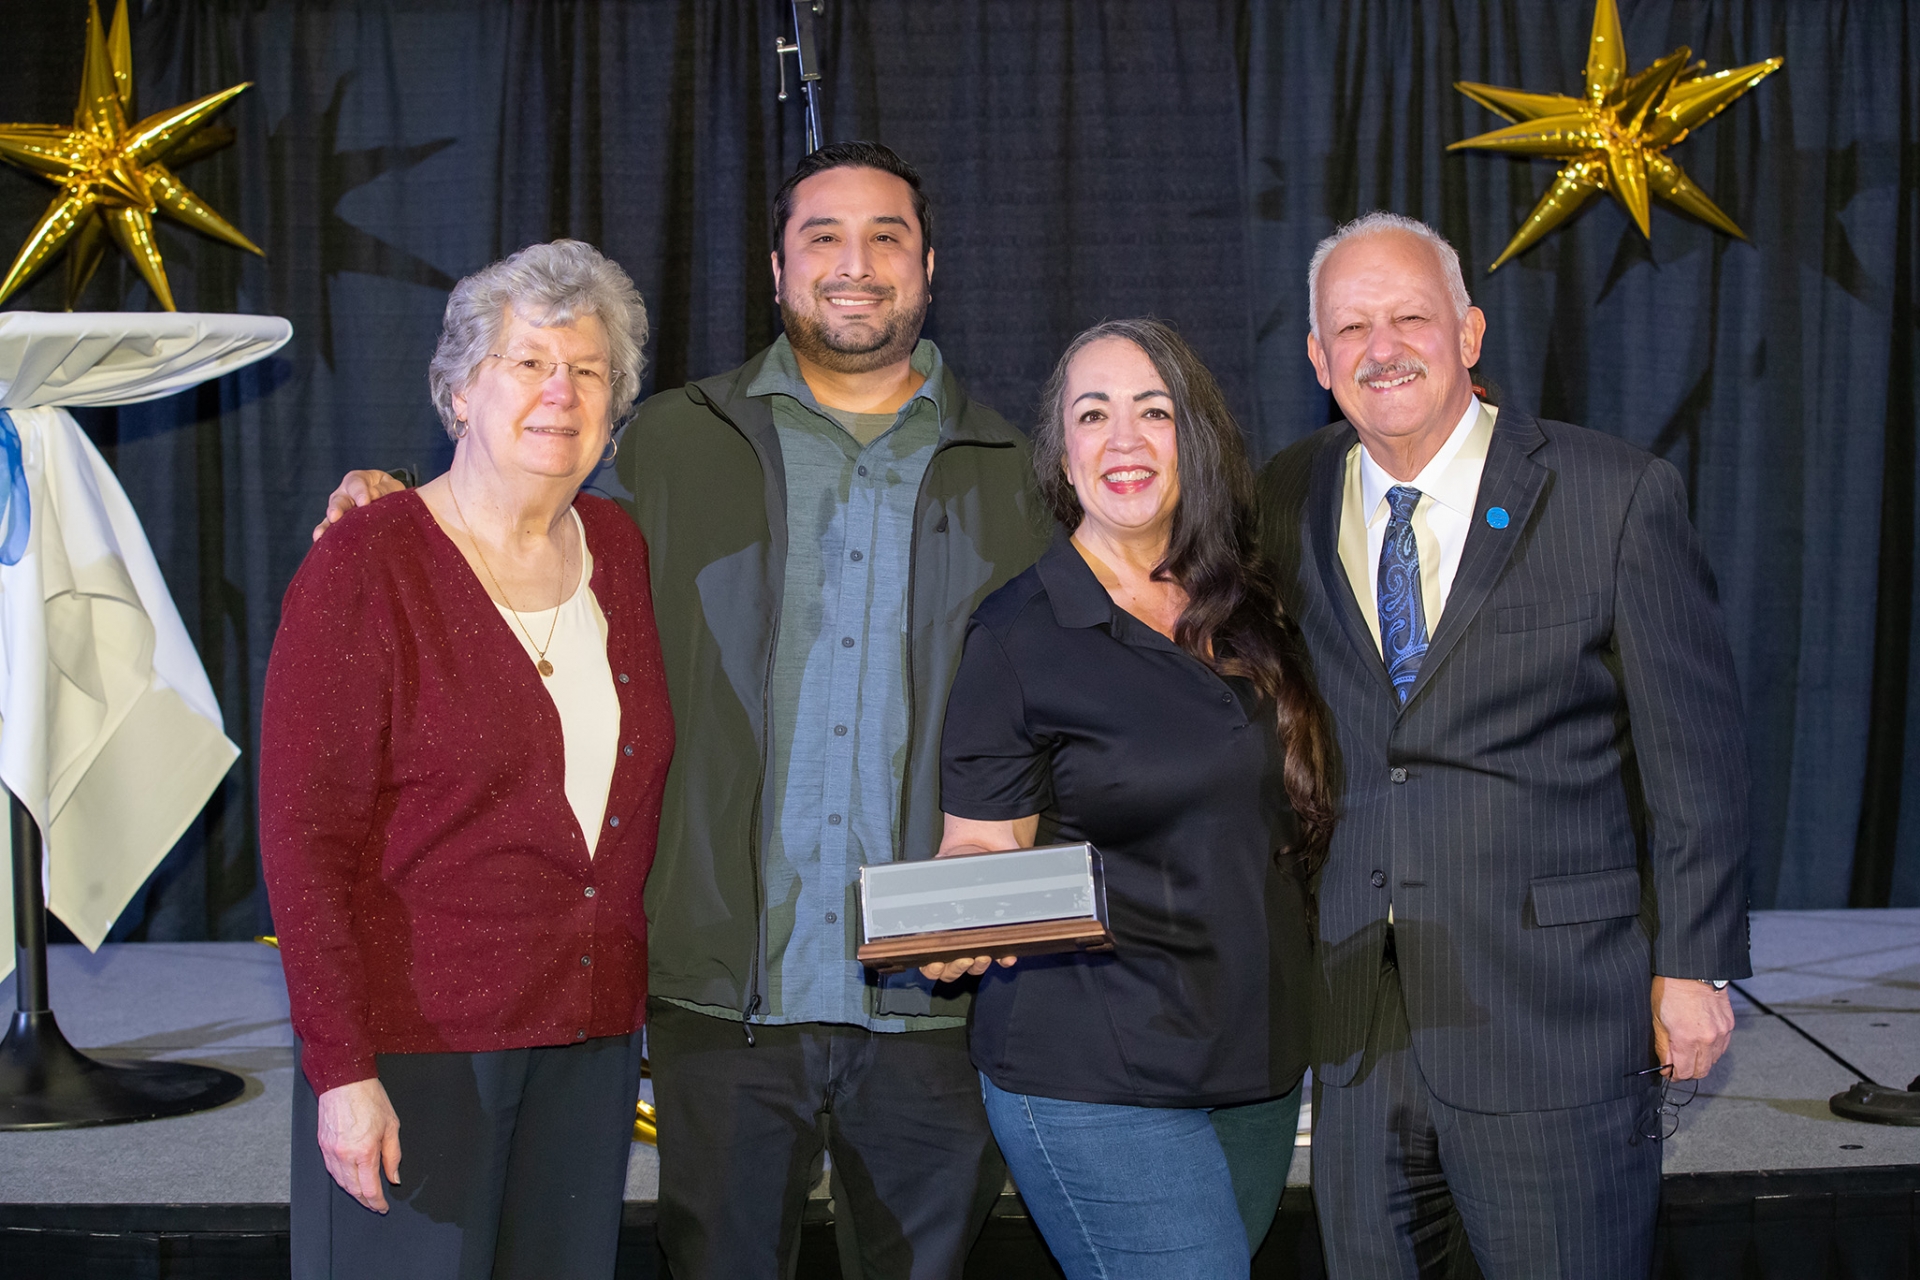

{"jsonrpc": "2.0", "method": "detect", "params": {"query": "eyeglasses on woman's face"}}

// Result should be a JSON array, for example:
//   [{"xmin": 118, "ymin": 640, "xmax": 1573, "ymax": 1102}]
[{"xmin": 485, "ymin": 352, "xmax": 625, "ymax": 395}]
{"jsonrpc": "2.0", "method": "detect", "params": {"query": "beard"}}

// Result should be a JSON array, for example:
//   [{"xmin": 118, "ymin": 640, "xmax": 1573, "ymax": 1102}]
[{"xmin": 780, "ymin": 274, "xmax": 931, "ymax": 375}]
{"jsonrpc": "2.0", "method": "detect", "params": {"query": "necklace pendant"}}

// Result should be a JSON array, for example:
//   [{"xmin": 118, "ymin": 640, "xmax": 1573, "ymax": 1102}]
[{"xmin": 537, "ymin": 659, "xmax": 554, "ymax": 677}]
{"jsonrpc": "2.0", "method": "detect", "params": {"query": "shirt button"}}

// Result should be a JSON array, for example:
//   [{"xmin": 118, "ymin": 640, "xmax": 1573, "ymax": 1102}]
[
  {"xmin": 841, "ymin": 637, "xmax": 855, "ymax": 648},
  {"xmin": 1221, "ymin": 692, "xmax": 1232, "ymax": 704},
  {"xmin": 834, "ymin": 724, "xmax": 848, "ymax": 736},
  {"xmin": 1389, "ymin": 767, "xmax": 1408, "ymax": 784},
  {"xmin": 857, "ymin": 466, "xmax": 868, "ymax": 477},
  {"xmin": 623, "ymin": 745, "xmax": 634, "ymax": 757},
  {"xmin": 581, "ymin": 954, "xmax": 593, "ymax": 966},
  {"xmin": 825, "ymin": 911, "xmax": 838, "ymax": 923},
  {"xmin": 608, "ymin": 815, "xmax": 620, "ymax": 827},
  {"xmin": 584, "ymin": 886, "xmax": 596, "ymax": 898},
  {"xmin": 850, "ymin": 550, "xmax": 863, "ymax": 562},
  {"xmin": 1371, "ymin": 870, "xmax": 1387, "ymax": 889},
  {"xmin": 618, "ymin": 673, "xmax": 630, "ymax": 684},
  {"xmin": 828, "ymin": 813, "xmax": 842, "ymax": 826}
]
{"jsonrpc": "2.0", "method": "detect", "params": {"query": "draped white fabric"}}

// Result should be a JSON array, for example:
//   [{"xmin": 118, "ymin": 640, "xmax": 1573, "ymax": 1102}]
[
  {"xmin": 0, "ymin": 312, "xmax": 291, "ymax": 410},
  {"xmin": 0, "ymin": 315, "xmax": 286, "ymax": 977}
]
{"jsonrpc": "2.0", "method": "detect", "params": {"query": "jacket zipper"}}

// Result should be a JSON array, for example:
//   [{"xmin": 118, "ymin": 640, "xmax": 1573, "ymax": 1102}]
[{"xmin": 688, "ymin": 383, "xmax": 771, "ymax": 1044}]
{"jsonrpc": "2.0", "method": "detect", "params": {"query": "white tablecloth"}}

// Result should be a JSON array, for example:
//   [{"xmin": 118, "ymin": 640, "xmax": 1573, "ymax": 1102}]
[{"xmin": 0, "ymin": 314, "xmax": 289, "ymax": 976}]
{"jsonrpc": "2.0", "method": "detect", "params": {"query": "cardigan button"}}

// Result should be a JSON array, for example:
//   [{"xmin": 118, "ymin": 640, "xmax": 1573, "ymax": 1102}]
[
  {"xmin": 608, "ymin": 815, "xmax": 620, "ymax": 828},
  {"xmin": 618, "ymin": 673, "xmax": 630, "ymax": 684},
  {"xmin": 584, "ymin": 886, "xmax": 596, "ymax": 898},
  {"xmin": 624, "ymin": 745, "xmax": 634, "ymax": 757},
  {"xmin": 581, "ymin": 954, "xmax": 592, "ymax": 966},
  {"xmin": 576, "ymin": 1029, "xmax": 586, "ymax": 1041}
]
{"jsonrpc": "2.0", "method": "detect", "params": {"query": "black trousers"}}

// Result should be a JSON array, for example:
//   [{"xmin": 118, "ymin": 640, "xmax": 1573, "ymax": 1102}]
[
  {"xmin": 291, "ymin": 1031, "xmax": 647, "ymax": 1280},
  {"xmin": 646, "ymin": 998, "xmax": 1004, "ymax": 1280},
  {"xmin": 1311, "ymin": 946, "xmax": 1660, "ymax": 1280}
]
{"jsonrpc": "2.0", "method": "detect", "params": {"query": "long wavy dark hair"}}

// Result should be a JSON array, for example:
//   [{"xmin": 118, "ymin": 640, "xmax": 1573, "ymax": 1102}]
[{"xmin": 1032, "ymin": 318, "xmax": 1337, "ymax": 875}]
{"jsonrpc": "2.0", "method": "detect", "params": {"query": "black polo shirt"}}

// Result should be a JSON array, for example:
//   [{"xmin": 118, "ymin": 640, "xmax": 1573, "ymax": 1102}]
[{"xmin": 940, "ymin": 531, "xmax": 1312, "ymax": 1108}]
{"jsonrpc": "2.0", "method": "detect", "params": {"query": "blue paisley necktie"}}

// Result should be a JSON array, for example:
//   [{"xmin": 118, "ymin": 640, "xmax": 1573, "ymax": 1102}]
[{"xmin": 1378, "ymin": 485, "xmax": 1428, "ymax": 703}]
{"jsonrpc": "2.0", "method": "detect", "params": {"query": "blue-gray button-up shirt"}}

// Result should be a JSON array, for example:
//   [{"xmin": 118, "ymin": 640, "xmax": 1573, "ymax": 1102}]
[{"xmin": 743, "ymin": 335, "xmax": 960, "ymax": 1030}]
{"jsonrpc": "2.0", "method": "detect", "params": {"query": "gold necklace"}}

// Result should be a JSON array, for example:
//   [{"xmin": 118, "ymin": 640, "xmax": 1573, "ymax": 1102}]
[{"xmin": 448, "ymin": 478, "xmax": 566, "ymax": 677}]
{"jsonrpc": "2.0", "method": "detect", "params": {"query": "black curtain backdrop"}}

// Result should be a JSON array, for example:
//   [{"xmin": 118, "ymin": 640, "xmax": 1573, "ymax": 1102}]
[{"xmin": 0, "ymin": 0, "xmax": 1910, "ymax": 942}]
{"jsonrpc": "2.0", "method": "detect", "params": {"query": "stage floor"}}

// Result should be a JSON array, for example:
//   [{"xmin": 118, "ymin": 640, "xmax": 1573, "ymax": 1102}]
[{"xmin": 0, "ymin": 910, "xmax": 1916, "ymax": 1266}]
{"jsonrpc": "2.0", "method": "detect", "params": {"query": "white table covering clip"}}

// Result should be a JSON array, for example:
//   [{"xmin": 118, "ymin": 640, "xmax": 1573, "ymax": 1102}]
[{"xmin": 0, "ymin": 312, "xmax": 291, "ymax": 977}]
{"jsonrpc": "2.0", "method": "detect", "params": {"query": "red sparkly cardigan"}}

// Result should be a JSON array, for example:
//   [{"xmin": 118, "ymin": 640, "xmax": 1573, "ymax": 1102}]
[{"xmin": 261, "ymin": 491, "xmax": 673, "ymax": 1094}]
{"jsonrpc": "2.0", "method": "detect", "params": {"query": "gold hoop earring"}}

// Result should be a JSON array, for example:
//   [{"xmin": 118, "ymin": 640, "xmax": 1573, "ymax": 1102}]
[
  {"xmin": 602, "ymin": 435, "xmax": 619, "ymax": 465},
  {"xmin": 453, "ymin": 419, "xmax": 469, "ymax": 440}
]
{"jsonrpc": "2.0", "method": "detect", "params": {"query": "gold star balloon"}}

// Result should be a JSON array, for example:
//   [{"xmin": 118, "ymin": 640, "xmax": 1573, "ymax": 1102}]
[
  {"xmin": 0, "ymin": 0, "xmax": 261, "ymax": 310},
  {"xmin": 1448, "ymin": 0, "xmax": 1781, "ymax": 271}
]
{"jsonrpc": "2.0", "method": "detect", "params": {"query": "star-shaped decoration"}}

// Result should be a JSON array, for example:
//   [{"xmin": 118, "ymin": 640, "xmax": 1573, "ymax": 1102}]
[
  {"xmin": 1448, "ymin": 0, "xmax": 1781, "ymax": 272},
  {"xmin": 0, "ymin": 0, "xmax": 261, "ymax": 311}
]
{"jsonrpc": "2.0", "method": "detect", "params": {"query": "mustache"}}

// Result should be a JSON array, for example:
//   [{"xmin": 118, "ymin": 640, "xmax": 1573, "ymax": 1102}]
[{"xmin": 1353, "ymin": 356, "xmax": 1428, "ymax": 386}]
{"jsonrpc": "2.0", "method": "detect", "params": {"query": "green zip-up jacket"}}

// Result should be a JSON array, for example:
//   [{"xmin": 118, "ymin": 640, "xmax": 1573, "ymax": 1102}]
[{"xmin": 615, "ymin": 343, "xmax": 1052, "ymax": 1023}]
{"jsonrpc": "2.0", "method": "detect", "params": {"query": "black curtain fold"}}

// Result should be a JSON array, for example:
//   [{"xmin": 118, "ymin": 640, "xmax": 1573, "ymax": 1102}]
[{"xmin": 0, "ymin": 0, "xmax": 1912, "ymax": 940}]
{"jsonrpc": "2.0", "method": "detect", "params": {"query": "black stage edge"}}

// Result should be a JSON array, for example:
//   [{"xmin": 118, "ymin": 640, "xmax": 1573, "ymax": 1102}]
[
  {"xmin": 5, "ymin": 914, "xmax": 1918, "ymax": 1278},
  {"xmin": 7, "ymin": 1173, "xmax": 1920, "ymax": 1280},
  {"xmin": 0, "ymin": 796, "xmax": 244, "ymax": 1131}
]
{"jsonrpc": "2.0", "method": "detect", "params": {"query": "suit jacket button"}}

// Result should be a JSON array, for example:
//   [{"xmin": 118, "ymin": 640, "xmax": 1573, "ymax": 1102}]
[
  {"xmin": 1389, "ymin": 767, "xmax": 1407, "ymax": 783},
  {"xmin": 1371, "ymin": 870, "xmax": 1387, "ymax": 888}
]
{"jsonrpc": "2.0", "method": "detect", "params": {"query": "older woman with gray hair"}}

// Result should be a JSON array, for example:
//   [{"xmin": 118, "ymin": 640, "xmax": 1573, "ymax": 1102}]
[{"xmin": 261, "ymin": 239, "xmax": 673, "ymax": 1279}]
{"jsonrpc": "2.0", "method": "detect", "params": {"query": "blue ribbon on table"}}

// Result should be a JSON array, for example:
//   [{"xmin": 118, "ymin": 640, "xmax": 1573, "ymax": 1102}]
[{"xmin": 0, "ymin": 410, "xmax": 30, "ymax": 566}]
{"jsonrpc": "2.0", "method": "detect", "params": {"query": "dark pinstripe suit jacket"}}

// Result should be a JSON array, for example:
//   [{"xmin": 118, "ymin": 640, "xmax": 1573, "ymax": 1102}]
[{"xmin": 1255, "ymin": 406, "xmax": 1751, "ymax": 1114}]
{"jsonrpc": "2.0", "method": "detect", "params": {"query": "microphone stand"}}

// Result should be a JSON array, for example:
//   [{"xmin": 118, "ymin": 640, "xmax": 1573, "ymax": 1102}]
[
  {"xmin": 776, "ymin": 0, "xmax": 827, "ymax": 153},
  {"xmin": 0, "ymin": 791, "xmax": 242, "ymax": 1128}
]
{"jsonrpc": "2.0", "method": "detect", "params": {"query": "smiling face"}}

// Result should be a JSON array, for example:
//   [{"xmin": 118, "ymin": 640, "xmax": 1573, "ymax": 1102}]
[
  {"xmin": 771, "ymin": 165, "xmax": 933, "ymax": 374},
  {"xmin": 1061, "ymin": 337, "xmax": 1181, "ymax": 549},
  {"xmin": 1307, "ymin": 229, "xmax": 1486, "ymax": 473},
  {"xmin": 450, "ymin": 308, "xmax": 614, "ymax": 486}
]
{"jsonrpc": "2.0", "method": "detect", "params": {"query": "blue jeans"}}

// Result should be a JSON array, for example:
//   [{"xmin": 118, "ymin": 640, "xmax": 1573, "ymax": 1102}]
[{"xmin": 983, "ymin": 1074, "xmax": 1293, "ymax": 1279}]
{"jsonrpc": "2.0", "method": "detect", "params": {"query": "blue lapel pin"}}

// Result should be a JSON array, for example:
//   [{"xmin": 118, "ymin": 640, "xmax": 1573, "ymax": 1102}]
[{"xmin": 1486, "ymin": 506, "xmax": 1510, "ymax": 530}]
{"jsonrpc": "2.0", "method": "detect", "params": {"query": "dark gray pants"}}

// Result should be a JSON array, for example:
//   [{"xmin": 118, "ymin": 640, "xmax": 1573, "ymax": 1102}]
[
  {"xmin": 1311, "ymin": 952, "xmax": 1660, "ymax": 1280},
  {"xmin": 291, "ymin": 1032, "xmax": 647, "ymax": 1280},
  {"xmin": 646, "ymin": 998, "xmax": 1004, "ymax": 1280}
]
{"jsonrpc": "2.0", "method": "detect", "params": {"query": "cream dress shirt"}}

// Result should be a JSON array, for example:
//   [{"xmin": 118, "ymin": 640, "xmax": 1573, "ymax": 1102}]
[{"xmin": 1337, "ymin": 398, "xmax": 1497, "ymax": 652}]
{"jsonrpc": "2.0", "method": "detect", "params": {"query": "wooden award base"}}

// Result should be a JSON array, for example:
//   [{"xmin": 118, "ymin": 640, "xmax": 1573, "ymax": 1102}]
[{"xmin": 857, "ymin": 917, "xmax": 1114, "ymax": 974}]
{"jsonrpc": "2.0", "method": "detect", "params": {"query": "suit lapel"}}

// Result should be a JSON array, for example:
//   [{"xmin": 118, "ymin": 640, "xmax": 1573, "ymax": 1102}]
[
  {"xmin": 1309, "ymin": 426, "xmax": 1396, "ymax": 698},
  {"xmin": 1403, "ymin": 407, "xmax": 1550, "ymax": 708}
]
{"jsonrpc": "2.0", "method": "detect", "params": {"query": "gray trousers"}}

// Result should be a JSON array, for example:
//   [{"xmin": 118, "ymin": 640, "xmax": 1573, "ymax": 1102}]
[
  {"xmin": 1311, "ymin": 950, "xmax": 1660, "ymax": 1280},
  {"xmin": 291, "ymin": 1032, "xmax": 647, "ymax": 1280}
]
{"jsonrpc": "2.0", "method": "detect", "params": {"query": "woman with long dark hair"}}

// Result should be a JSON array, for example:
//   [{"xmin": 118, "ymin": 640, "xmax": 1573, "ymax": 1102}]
[{"xmin": 927, "ymin": 318, "xmax": 1335, "ymax": 1278}]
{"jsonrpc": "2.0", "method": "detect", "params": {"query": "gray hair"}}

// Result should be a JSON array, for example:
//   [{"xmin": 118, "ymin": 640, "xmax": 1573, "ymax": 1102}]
[
  {"xmin": 1306, "ymin": 212, "xmax": 1471, "ymax": 340},
  {"xmin": 428, "ymin": 239, "xmax": 649, "ymax": 438}
]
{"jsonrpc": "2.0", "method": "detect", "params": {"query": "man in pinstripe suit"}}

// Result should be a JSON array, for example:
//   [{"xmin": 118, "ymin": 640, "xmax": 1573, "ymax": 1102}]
[{"xmin": 1255, "ymin": 212, "xmax": 1750, "ymax": 1279}]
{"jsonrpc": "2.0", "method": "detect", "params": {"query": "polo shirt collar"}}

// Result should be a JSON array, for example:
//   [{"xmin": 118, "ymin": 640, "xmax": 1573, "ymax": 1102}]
[
  {"xmin": 1035, "ymin": 528, "xmax": 1121, "ymax": 630},
  {"xmin": 1357, "ymin": 395, "xmax": 1483, "ymax": 527},
  {"xmin": 1033, "ymin": 529, "xmax": 1183, "ymax": 658},
  {"xmin": 746, "ymin": 332, "xmax": 948, "ymax": 421}
]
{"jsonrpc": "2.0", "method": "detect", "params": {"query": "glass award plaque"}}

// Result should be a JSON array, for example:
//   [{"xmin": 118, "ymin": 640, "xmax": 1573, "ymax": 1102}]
[{"xmin": 856, "ymin": 842, "xmax": 1114, "ymax": 973}]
